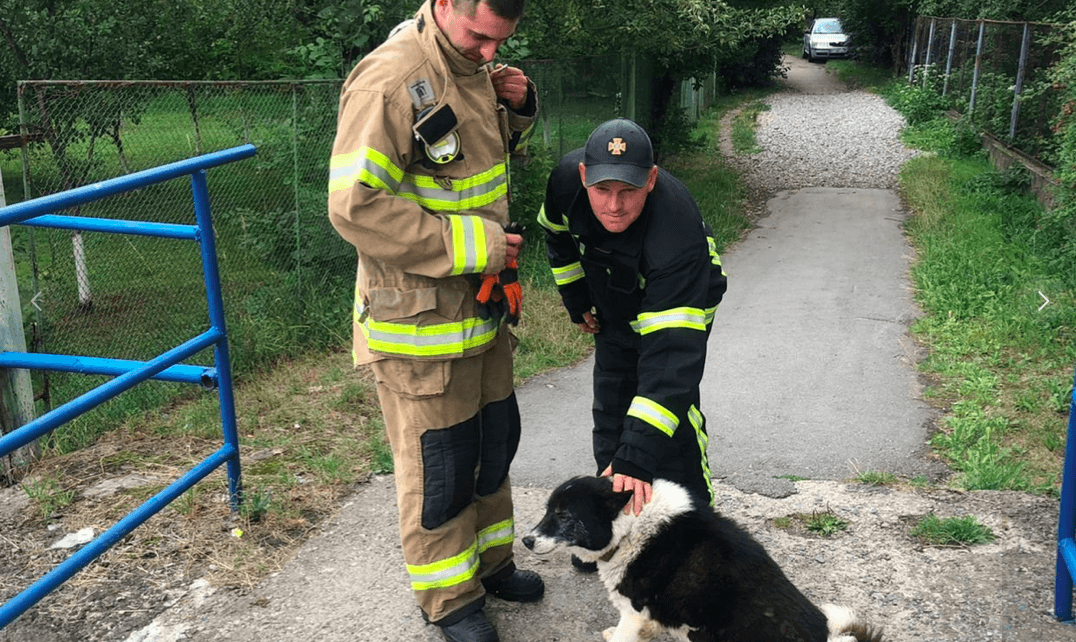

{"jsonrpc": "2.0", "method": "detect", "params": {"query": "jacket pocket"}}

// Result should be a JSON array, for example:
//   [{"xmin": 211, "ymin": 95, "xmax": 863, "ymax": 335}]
[
  {"xmin": 370, "ymin": 358, "xmax": 447, "ymax": 398},
  {"xmin": 367, "ymin": 287, "xmax": 464, "ymax": 324}
]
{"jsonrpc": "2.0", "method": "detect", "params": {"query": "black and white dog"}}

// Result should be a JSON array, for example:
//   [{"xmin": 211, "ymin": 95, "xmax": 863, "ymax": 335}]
[{"xmin": 522, "ymin": 476, "xmax": 883, "ymax": 642}]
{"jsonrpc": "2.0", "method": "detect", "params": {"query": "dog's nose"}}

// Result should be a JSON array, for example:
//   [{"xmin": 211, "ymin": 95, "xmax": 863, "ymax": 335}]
[{"xmin": 522, "ymin": 535, "xmax": 535, "ymax": 550}]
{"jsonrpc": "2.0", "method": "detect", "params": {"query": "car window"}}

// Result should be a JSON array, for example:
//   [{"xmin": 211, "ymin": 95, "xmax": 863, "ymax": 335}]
[{"xmin": 814, "ymin": 19, "xmax": 843, "ymax": 34}]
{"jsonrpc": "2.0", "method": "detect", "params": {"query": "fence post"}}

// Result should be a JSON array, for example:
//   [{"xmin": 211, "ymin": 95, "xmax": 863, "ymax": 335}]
[
  {"xmin": 0, "ymin": 168, "xmax": 39, "ymax": 481},
  {"xmin": 943, "ymin": 20, "xmax": 958, "ymax": 96},
  {"xmin": 923, "ymin": 18, "xmax": 937, "ymax": 88},
  {"xmin": 970, "ymin": 21, "xmax": 986, "ymax": 116},
  {"xmin": 291, "ymin": 85, "xmax": 303, "ymax": 295},
  {"xmin": 908, "ymin": 20, "xmax": 919, "ymax": 83},
  {"xmin": 1010, "ymin": 22, "xmax": 1032, "ymax": 141}
]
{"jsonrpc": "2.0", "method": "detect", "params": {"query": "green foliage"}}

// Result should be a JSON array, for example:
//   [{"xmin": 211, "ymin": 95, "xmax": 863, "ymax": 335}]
[
  {"xmin": 509, "ymin": 144, "xmax": 557, "ymax": 284},
  {"xmin": 911, "ymin": 513, "xmax": 995, "ymax": 546},
  {"xmin": 916, "ymin": 0, "xmax": 1067, "ymax": 22},
  {"xmin": 1044, "ymin": 19, "xmax": 1076, "ymax": 282},
  {"xmin": 834, "ymin": 0, "xmax": 917, "ymax": 70},
  {"xmin": 731, "ymin": 102, "xmax": 769, "ymax": 154},
  {"xmin": 23, "ymin": 477, "xmax": 76, "ymax": 520},
  {"xmin": 856, "ymin": 470, "xmax": 898, "ymax": 486},
  {"xmin": 803, "ymin": 510, "xmax": 849, "ymax": 536},
  {"xmin": 882, "ymin": 73, "xmax": 951, "ymax": 125},
  {"xmin": 900, "ymin": 116, "xmax": 983, "ymax": 158},
  {"xmin": 284, "ymin": 1, "xmax": 414, "ymax": 79}
]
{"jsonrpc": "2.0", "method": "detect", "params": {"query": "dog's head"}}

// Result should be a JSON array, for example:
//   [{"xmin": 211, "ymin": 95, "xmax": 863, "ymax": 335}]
[{"xmin": 521, "ymin": 476, "xmax": 633, "ymax": 560}]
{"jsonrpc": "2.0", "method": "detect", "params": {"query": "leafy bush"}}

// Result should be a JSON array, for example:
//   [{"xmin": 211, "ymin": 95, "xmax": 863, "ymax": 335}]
[{"xmin": 883, "ymin": 74, "xmax": 950, "ymax": 125}]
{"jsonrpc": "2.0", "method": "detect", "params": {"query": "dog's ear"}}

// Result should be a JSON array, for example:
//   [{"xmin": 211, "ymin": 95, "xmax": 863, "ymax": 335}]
[{"xmin": 597, "ymin": 478, "xmax": 635, "ymax": 515}]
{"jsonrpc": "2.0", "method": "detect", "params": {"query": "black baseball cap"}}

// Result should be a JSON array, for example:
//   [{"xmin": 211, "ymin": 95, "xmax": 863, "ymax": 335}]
[{"xmin": 583, "ymin": 118, "xmax": 654, "ymax": 188}]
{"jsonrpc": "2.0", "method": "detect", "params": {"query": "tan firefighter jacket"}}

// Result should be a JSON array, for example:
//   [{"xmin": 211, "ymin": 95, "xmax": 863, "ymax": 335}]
[{"xmin": 328, "ymin": 1, "xmax": 537, "ymax": 365}]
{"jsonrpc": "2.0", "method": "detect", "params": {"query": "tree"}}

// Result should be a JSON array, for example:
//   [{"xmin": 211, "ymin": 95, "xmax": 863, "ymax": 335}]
[{"xmin": 521, "ymin": 0, "xmax": 804, "ymax": 155}]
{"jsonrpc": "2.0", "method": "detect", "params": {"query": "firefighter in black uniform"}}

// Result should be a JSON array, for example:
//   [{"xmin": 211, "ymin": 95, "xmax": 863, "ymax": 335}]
[{"xmin": 538, "ymin": 118, "xmax": 728, "ymax": 528}]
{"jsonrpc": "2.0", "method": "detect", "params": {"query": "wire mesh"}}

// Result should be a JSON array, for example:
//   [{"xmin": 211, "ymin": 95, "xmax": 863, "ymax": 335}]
[
  {"xmin": 907, "ymin": 17, "xmax": 1063, "ymax": 165},
  {"xmin": 7, "ymin": 65, "xmax": 715, "ymax": 450},
  {"xmin": 13, "ymin": 81, "xmax": 351, "ymax": 447}
]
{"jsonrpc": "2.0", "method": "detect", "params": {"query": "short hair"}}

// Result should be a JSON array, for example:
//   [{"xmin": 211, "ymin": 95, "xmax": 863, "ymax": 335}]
[{"xmin": 451, "ymin": 0, "xmax": 525, "ymax": 21}]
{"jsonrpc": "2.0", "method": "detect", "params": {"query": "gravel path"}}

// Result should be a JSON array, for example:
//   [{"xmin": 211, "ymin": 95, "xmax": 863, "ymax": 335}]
[
  {"xmin": 720, "ymin": 58, "xmax": 920, "ymax": 207},
  {"xmin": 705, "ymin": 56, "xmax": 1076, "ymax": 642}
]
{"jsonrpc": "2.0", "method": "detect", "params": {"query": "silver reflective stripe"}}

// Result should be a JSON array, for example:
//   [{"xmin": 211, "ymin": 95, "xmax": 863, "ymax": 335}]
[
  {"xmin": 688, "ymin": 405, "xmax": 714, "ymax": 505},
  {"xmin": 477, "ymin": 518, "xmax": 514, "ymax": 553},
  {"xmin": 448, "ymin": 215, "xmax": 488, "ymax": 275},
  {"xmin": 551, "ymin": 262, "xmax": 585, "ymax": 286},
  {"xmin": 396, "ymin": 166, "xmax": 508, "ymax": 212},
  {"xmin": 626, "ymin": 396, "xmax": 678, "ymax": 437},
  {"xmin": 407, "ymin": 541, "xmax": 480, "ymax": 591},
  {"xmin": 630, "ymin": 307, "xmax": 708, "ymax": 335}
]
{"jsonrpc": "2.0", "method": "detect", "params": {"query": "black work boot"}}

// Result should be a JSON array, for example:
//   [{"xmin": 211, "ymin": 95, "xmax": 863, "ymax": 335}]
[
  {"xmin": 481, "ymin": 562, "xmax": 545, "ymax": 602},
  {"xmin": 437, "ymin": 610, "xmax": 499, "ymax": 642}
]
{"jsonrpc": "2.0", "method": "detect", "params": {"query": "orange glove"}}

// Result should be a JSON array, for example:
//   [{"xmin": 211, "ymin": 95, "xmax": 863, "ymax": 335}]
[{"xmin": 475, "ymin": 258, "xmax": 521, "ymax": 326}]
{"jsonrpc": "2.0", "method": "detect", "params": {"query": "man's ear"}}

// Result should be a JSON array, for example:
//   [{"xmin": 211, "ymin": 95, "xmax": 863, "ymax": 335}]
[
  {"xmin": 644, "ymin": 165, "xmax": 658, "ymax": 194},
  {"xmin": 578, "ymin": 162, "xmax": 587, "ymax": 187}
]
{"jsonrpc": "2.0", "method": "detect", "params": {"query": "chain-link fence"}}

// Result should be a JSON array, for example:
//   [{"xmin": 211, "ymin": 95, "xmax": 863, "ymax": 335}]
[
  {"xmin": 12, "ymin": 80, "xmax": 351, "ymax": 449},
  {"xmin": 5, "ymin": 59, "xmax": 716, "ymax": 450},
  {"xmin": 906, "ymin": 17, "xmax": 1064, "ymax": 166}
]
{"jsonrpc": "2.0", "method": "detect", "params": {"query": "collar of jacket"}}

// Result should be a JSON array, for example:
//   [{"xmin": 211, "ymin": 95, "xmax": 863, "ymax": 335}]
[{"xmin": 418, "ymin": 0, "xmax": 485, "ymax": 78}]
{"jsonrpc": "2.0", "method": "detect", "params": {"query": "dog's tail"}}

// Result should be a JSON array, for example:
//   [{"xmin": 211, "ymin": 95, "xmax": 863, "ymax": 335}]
[{"xmin": 820, "ymin": 604, "xmax": 884, "ymax": 642}]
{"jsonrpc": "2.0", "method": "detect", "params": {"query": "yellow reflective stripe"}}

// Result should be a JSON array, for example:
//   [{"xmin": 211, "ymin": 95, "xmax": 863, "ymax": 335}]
[
  {"xmin": 705, "ymin": 305, "xmax": 718, "ymax": 326},
  {"xmin": 354, "ymin": 298, "xmax": 499, "ymax": 357},
  {"xmin": 688, "ymin": 405, "xmax": 714, "ymax": 506},
  {"xmin": 630, "ymin": 307, "xmax": 708, "ymax": 335},
  {"xmin": 626, "ymin": 396, "xmax": 678, "ymax": 437},
  {"xmin": 329, "ymin": 147, "xmax": 404, "ymax": 194},
  {"xmin": 477, "ymin": 518, "xmax": 514, "ymax": 553},
  {"xmin": 551, "ymin": 262, "xmax": 585, "ymax": 286},
  {"xmin": 537, "ymin": 204, "xmax": 568, "ymax": 233},
  {"xmin": 407, "ymin": 540, "xmax": 480, "ymax": 591},
  {"xmin": 397, "ymin": 163, "xmax": 508, "ymax": 212},
  {"xmin": 357, "ymin": 316, "xmax": 500, "ymax": 358},
  {"xmin": 707, "ymin": 236, "xmax": 727, "ymax": 275},
  {"xmin": 448, "ymin": 215, "xmax": 489, "ymax": 275},
  {"xmin": 329, "ymin": 150, "xmax": 507, "ymax": 214}
]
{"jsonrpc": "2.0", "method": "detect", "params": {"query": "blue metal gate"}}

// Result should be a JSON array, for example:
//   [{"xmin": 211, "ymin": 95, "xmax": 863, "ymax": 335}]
[
  {"xmin": 1056, "ymin": 364, "xmax": 1076, "ymax": 621},
  {"xmin": 0, "ymin": 144, "xmax": 255, "ymax": 628}
]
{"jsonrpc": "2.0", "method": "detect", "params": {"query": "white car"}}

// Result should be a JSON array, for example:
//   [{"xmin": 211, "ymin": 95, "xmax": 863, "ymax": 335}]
[{"xmin": 803, "ymin": 18, "xmax": 850, "ymax": 62}]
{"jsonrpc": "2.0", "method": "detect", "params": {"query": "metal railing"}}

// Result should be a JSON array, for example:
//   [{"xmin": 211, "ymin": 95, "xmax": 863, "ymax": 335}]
[
  {"xmin": 0, "ymin": 144, "xmax": 254, "ymax": 629},
  {"xmin": 1056, "ymin": 363, "xmax": 1076, "ymax": 622}
]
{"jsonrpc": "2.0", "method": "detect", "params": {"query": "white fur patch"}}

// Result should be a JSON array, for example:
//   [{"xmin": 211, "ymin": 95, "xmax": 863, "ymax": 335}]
[
  {"xmin": 821, "ymin": 603, "xmax": 864, "ymax": 641},
  {"xmin": 597, "ymin": 480, "xmax": 695, "ymax": 599}
]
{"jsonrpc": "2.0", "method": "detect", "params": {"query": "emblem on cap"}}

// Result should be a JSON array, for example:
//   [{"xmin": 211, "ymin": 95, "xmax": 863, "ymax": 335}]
[{"xmin": 608, "ymin": 138, "xmax": 627, "ymax": 155}]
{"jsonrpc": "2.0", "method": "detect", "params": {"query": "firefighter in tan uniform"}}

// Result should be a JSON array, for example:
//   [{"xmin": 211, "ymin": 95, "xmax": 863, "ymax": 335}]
[{"xmin": 328, "ymin": 1, "xmax": 540, "ymax": 641}]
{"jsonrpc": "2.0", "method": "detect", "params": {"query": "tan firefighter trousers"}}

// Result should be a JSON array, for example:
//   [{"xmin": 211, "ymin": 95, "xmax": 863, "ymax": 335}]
[{"xmin": 370, "ymin": 329, "xmax": 519, "ymax": 623}]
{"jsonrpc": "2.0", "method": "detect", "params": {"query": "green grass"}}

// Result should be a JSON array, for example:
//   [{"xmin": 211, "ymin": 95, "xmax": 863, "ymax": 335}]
[
  {"xmin": 731, "ymin": 102, "xmax": 769, "ymax": 155},
  {"xmin": 825, "ymin": 59, "xmax": 893, "ymax": 92},
  {"xmin": 911, "ymin": 513, "xmax": 995, "ymax": 546},
  {"xmin": 892, "ymin": 84, "xmax": 1076, "ymax": 496}
]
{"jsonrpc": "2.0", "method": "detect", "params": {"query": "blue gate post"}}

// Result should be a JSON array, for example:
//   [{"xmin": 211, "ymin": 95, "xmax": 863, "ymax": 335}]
[
  {"xmin": 191, "ymin": 169, "xmax": 243, "ymax": 510},
  {"xmin": 1056, "ymin": 364, "xmax": 1076, "ymax": 622},
  {"xmin": 0, "ymin": 145, "xmax": 254, "ymax": 629}
]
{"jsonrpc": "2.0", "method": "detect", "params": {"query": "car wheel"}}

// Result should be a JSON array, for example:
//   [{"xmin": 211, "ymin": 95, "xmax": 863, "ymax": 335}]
[
  {"xmin": 802, "ymin": 45, "xmax": 808, "ymax": 59},
  {"xmin": 807, "ymin": 47, "xmax": 816, "ymax": 63}
]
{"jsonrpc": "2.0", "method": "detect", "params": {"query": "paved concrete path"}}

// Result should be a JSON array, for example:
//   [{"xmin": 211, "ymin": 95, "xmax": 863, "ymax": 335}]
[{"xmin": 513, "ymin": 186, "xmax": 944, "ymax": 497}]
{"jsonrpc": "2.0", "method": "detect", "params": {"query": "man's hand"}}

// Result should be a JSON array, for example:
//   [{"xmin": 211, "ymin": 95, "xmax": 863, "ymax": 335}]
[
  {"xmin": 576, "ymin": 310, "xmax": 600, "ymax": 335},
  {"xmin": 505, "ymin": 232, "xmax": 524, "ymax": 263},
  {"xmin": 491, "ymin": 65, "xmax": 530, "ymax": 110},
  {"xmin": 600, "ymin": 465, "xmax": 652, "ymax": 516}
]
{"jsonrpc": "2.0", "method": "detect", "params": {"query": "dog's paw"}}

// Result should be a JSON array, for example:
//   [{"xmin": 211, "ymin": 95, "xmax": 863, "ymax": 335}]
[
  {"xmin": 639, "ymin": 619, "xmax": 658, "ymax": 641},
  {"xmin": 602, "ymin": 626, "xmax": 615, "ymax": 641}
]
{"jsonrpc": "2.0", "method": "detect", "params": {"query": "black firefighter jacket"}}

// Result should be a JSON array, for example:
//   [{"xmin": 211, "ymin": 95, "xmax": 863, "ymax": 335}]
[{"xmin": 538, "ymin": 148, "xmax": 728, "ymax": 482}]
